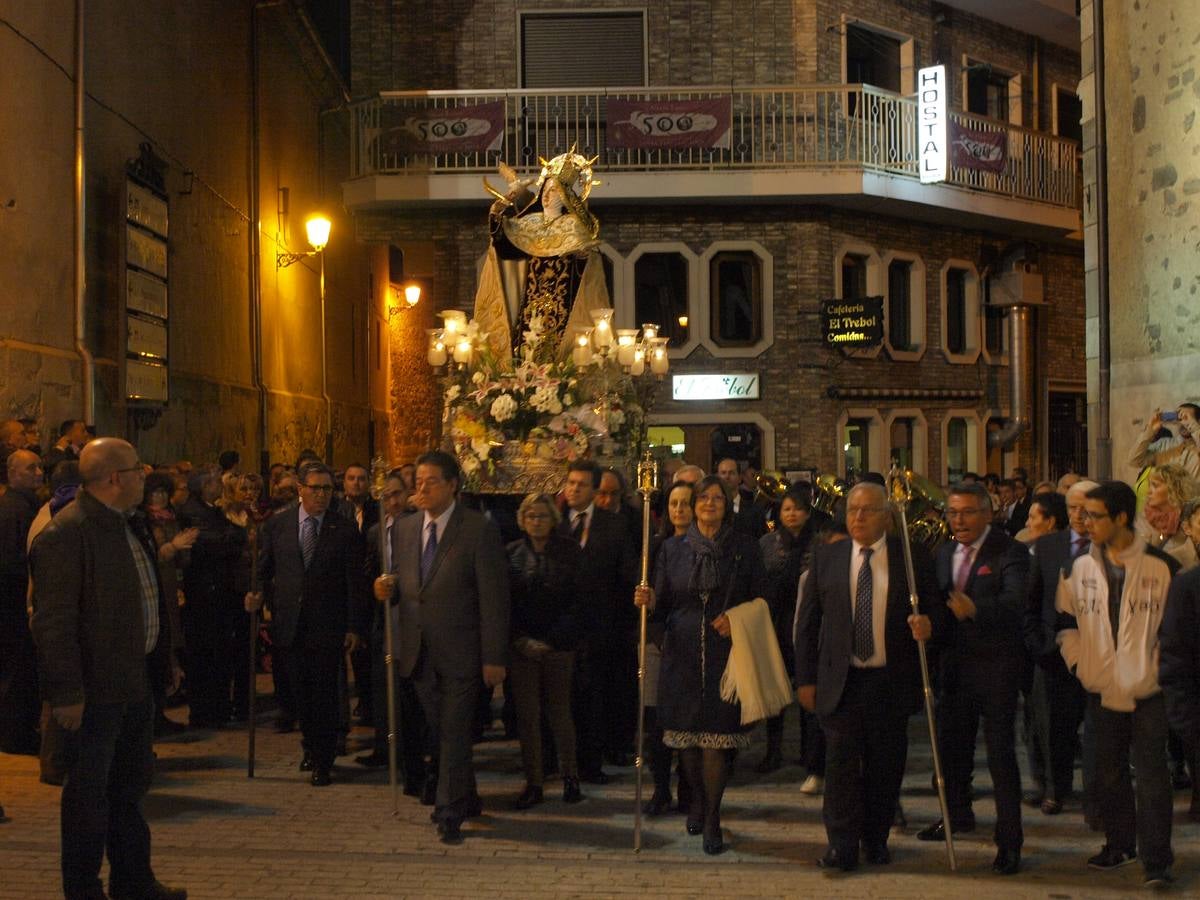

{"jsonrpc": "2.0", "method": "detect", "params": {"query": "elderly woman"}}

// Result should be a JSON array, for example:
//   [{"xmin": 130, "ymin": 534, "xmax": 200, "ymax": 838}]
[
  {"xmin": 754, "ymin": 485, "xmax": 819, "ymax": 774},
  {"xmin": 635, "ymin": 475, "xmax": 768, "ymax": 855},
  {"xmin": 506, "ymin": 492, "xmax": 585, "ymax": 808}
]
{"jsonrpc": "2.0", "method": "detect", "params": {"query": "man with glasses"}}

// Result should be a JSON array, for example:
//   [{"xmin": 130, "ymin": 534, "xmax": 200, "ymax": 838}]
[
  {"xmin": 32, "ymin": 438, "xmax": 186, "ymax": 900},
  {"xmin": 795, "ymin": 482, "xmax": 943, "ymax": 872},
  {"xmin": 374, "ymin": 450, "xmax": 509, "ymax": 844},
  {"xmin": 246, "ymin": 460, "xmax": 368, "ymax": 787},
  {"xmin": 1056, "ymin": 481, "xmax": 1177, "ymax": 888},
  {"xmin": 916, "ymin": 482, "xmax": 1029, "ymax": 875},
  {"xmin": 1024, "ymin": 479, "xmax": 1099, "ymax": 821}
]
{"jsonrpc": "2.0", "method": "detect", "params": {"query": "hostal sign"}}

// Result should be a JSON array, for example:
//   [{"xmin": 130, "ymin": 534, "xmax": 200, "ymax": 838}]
[{"xmin": 821, "ymin": 296, "xmax": 884, "ymax": 349}]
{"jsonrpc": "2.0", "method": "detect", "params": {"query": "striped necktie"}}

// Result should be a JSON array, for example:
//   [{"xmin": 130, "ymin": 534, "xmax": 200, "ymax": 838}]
[
  {"xmin": 853, "ymin": 547, "xmax": 874, "ymax": 662},
  {"xmin": 301, "ymin": 516, "xmax": 319, "ymax": 569}
]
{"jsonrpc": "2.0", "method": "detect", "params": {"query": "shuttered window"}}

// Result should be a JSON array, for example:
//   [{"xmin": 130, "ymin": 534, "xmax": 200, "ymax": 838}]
[{"xmin": 521, "ymin": 12, "xmax": 646, "ymax": 88}]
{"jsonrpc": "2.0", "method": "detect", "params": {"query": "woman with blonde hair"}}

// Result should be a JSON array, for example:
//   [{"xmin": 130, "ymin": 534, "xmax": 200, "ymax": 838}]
[{"xmin": 1142, "ymin": 464, "xmax": 1200, "ymax": 571}]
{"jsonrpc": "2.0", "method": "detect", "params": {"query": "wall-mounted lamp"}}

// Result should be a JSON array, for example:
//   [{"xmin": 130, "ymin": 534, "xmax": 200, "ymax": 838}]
[
  {"xmin": 387, "ymin": 283, "xmax": 422, "ymax": 316},
  {"xmin": 277, "ymin": 214, "xmax": 331, "ymax": 268}
]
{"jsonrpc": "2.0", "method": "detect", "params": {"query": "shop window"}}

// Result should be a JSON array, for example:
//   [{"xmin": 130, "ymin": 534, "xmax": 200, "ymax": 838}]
[
  {"xmin": 947, "ymin": 417, "xmax": 969, "ymax": 484},
  {"xmin": 634, "ymin": 252, "xmax": 689, "ymax": 348},
  {"xmin": 890, "ymin": 417, "xmax": 914, "ymax": 470},
  {"xmin": 844, "ymin": 417, "xmax": 873, "ymax": 480},
  {"xmin": 710, "ymin": 251, "xmax": 762, "ymax": 347}
]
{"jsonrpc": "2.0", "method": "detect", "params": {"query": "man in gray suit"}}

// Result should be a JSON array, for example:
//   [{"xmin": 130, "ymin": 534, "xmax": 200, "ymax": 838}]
[{"xmin": 374, "ymin": 450, "xmax": 510, "ymax": 844}]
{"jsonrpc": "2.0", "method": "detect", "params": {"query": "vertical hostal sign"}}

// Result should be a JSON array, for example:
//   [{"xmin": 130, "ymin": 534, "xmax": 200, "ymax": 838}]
[{"xmin": 918, "ymin": 65, "xmax": 947, "ymax": 184}]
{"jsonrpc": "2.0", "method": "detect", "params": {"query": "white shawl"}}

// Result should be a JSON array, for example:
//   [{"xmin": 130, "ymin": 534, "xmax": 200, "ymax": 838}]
[{"xmin": 720, "ymin": 598, "xmax": 794, "ymax": 724}]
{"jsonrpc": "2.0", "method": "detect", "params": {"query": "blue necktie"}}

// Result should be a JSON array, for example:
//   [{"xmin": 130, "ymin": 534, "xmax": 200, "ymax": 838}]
[
  {"xmin": 853, "ymin": 547, "xmax": 875, "ymax": 662},
  {"xmin": 421, "ymin": 521, "xmax": 438, "ymax": 585},
  {"xmin": 301, "ymin": 516, "xmax": 319, "ymax": 569}
]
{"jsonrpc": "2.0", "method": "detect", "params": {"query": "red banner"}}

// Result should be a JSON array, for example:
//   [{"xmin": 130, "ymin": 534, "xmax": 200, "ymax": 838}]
[
  {"xmin": 609, "ymin": 97, "xmax": 731, "ymax": 150},
  {"xmin": 950, "ymin": 121, "xmax": 1007, "ymax": 174},
  {"xmin": 377, "ymin": 102, "xmax": 505, "ymax": 155}
]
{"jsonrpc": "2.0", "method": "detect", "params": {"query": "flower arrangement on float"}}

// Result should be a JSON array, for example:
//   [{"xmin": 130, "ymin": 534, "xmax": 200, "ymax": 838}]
[{"xmin": 428, "ymin": 307, "xmax": 665, "ymax": 492}]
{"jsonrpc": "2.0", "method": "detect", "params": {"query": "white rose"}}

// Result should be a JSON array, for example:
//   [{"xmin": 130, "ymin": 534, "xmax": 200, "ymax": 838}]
[
  {"xmin": 444, "ymin": 384, "xmax": 462, "ymax": 401},
  {"xmin": 461, "ymin": 454, "xmax": 480, "ymax": 475},
  {"xmin": 489, "ymin": 393, "xmax": 518, "ymax": 423}
]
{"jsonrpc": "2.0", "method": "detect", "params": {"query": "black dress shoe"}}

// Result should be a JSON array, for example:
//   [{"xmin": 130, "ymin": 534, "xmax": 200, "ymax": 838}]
[
  {"xmin": 514, "ymin": 785, "xmax": 544, "ymax": 809},
  {"xmin": 580, "ymin": 768, "xmax": 610, "ymax": 785},
  {"xmin": 993, "ymin": 847, "xmax": 1021, "ymax": 875},
  {"xmin": 863, "ymin": 843, "xmax": 891, "ymax": 865},
  {"xmin": 703, "ymin": 834, "xmax": 725, "ymax": 855},
  {"xmin": 916, "ymin": 819, "xmax": 974, "ymax": 841},
  {"xmin": 311, "ymin": 768, "xmax": 332, "ymax": 787},
  {"xmin": 420, "ymin": 776, "xmax": 437, "ymax": 806},
  {"xmin": 299, "ymin": 754, "xmax": 314, "ymax": 772},
  {"xmin": 109, "ymin": 881, "xmax": 188, "ymax": 900},
  {"xmin": 817, "ymin": 848, "xmax": 858, "ymax": 872},
  {"xmin": 562, "ymin": 776, "xmax": 583, "ymax": 804},
  {"xmin": 438, "ymin": 819, "xmax": 464, "ymax": 845},
  {"xmin": 643, "ymin": 790, "xmax": 672, "ymax": 816},
  {"xmin": 355, "ymin": 751, "xmax": 388, "ymax": 768},
  {"xmin": 403, "ymin": 779, "xmax": 423, "ymax": 797}
]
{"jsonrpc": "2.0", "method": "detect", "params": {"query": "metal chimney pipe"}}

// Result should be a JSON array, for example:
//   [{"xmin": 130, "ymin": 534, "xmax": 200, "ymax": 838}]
[
  {"xmin": 74, "ymin": 0, "xmax": 95, "ymax": 427},
  {"xmin": 987, "ymin": 304, "xmax": 1030, "ymax": 449}
]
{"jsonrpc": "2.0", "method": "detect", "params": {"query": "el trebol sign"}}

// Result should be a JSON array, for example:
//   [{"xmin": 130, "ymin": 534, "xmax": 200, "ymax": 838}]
[
  {"xmin": 918, "ymin": 64, "xmax": 947, "ymax": 184},
  {"xmin": 672, "ymin": 374, "xmax": 760, "ymax": 401}
]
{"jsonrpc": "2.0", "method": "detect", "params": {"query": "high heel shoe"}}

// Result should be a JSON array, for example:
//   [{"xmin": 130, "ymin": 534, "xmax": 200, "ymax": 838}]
[
  {"xmin": 686, "ymin": 798, "xmax": 704, "ymax": 835},
  {"xmin": 703, "ymin": 816, "xmax": 725, "ymax": 855}
]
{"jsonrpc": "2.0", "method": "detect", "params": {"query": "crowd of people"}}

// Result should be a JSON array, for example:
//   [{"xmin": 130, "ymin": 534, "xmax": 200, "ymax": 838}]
[{"xmin": 2, "ymin": 403, "xmax": 1200, "ymax": 897}]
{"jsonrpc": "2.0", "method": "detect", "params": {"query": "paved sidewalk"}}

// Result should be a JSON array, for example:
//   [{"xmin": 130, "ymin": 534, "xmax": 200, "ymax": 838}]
[{"xmin": 1, "ymin": 680, "xmax": 1196, "ymax": 898}]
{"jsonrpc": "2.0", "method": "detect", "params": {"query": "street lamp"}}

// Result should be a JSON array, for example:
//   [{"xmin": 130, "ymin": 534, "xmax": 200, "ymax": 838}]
[
  {"xmin": 386, "ymin": 282, "xmax": 421, "ymax": 318},
  {"xmin": 277, "ymin": 214, "xmax": 334, "ymax": 463}
]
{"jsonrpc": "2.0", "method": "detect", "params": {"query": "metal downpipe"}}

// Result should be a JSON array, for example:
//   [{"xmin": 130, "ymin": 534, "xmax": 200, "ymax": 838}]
[
  {"xmin": 987, "ymin": 305, "xmax": 1031, "ymax": 449},
  {"xmin": 74, "ymin": 0, "xmax": 95, "ymax": 426}
]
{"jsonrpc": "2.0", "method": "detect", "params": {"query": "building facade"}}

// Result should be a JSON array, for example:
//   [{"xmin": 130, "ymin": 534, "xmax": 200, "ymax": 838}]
[{"xmin": 346, "ymin": 0, "xmax": 1086, "ymax": 483}]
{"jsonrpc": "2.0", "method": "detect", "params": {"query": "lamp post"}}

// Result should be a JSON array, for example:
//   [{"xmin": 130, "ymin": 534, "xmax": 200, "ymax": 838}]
[{"xmin": 278, "ymin": 214, "xmax": 332, "ymax": 462}]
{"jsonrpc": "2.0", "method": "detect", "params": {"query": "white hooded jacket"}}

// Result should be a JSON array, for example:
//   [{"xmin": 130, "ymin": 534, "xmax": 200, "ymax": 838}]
[{"xmin": 1055, "ymin": 537, "xmax": 1176, "ymax": 712}]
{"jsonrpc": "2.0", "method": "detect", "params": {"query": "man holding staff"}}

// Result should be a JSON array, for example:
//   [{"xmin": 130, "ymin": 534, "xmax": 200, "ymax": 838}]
[{"xmin": 794, "ymin": 481, "xmax": 943, "ymax": 872}]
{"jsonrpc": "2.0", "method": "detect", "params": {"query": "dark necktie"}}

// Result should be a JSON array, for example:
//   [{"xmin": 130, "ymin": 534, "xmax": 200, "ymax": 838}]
[
  {"xmin": 301, "ymin": 516, "xmax": 318, "ymax": 569},
  {"xmin": 571, "ymin": 511, "xmax": 587, "ymax": 544},
  {"xmin": 1072, "ymin": 535, "xmax": 1090, "ymax": 558},
  {"xmin": 421, "ymin": 521, "xmax": 438, "ymax": 585},
  {"xmin": 853, "ymin": 547, "xmax": 875, "ymax": 662}
]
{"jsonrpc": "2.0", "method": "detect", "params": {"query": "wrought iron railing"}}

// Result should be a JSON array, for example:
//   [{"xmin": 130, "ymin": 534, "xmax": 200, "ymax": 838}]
[{"xmin": 350, "ymin": 84, "xmax": 1080, "ymax": 209}]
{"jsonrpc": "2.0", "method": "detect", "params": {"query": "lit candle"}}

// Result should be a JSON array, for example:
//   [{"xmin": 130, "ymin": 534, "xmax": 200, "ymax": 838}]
[
  {"xmin": 590, "ymin": 308, "xmax": 614, "ymax": 348},
  {"xmin": 650, "ymin": 337, "xmax": 669, "ymax": 375},
  {"xmin": 426, "ymin": 329, "xmax": 447, "ymax": 367},
  {"xmin": 453, "ymin": 338, "xmax": 472, "ymax": 365},
  {"xmin": 572, "ymin": 329, "xmax": 593, "ymax": 367},
  {"xmin": 616, "ymin": 329, "xmax": 638, "ymax": 366},
  {"xmin": 641, "ymin": 323, "xmax": 659, "ymax": 341},
  {"xmin": 630, "ymin": 347, "xmax": 645, "ymax": 377},
  {"xmin": 441, "ymin": 310, "xmax": 466, "ymax": 338}
]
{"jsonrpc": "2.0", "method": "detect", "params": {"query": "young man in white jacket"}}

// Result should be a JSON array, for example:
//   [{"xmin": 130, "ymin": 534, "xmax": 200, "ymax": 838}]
[{"xmin": 1055, "ymin": 481, "xmax": 1178, "ymax": 889}]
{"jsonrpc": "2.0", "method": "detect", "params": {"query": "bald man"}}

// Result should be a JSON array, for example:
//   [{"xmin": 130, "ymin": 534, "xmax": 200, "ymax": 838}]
[
  {"xmin": 31, "ymin": 438, "xmax": 185, "ymax": 900},
  {"xmin": 0, "ymin": 450, "xmax": 43, "ymax": 754}
]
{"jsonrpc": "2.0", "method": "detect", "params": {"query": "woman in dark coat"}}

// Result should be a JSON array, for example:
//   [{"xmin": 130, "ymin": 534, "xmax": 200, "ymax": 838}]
[
  {"xmin": 754, "ymin": 485, "xmax": 819, "ymax": 772},
  {"xmin": 635, "ymin": 475, "xmax": 768, "ymax": 855},
  {"xmin": 506, "ymin": 492, "xmax": 585, "ymax": 808}
]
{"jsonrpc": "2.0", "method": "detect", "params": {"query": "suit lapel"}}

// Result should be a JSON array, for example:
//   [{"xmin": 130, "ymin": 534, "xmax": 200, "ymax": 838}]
[
  {"xmin": 964, "ymin": 528, "xmax": 1005, "ymax": 592},
  {"xmin": 419, "ymin": 505, "xmax": 463, "ymax": 595}
]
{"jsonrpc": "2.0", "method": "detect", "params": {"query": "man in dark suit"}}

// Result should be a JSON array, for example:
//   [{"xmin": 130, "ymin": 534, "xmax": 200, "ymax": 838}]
[
  {"xmin": 560, "ymin": 459, "xmax": 638, "ymax": 779},
  {"xmin": 335, "ymin": 462, "xmax": 379, "ymax": 725},
  {"xmin": 717, "ymin": 457, "xmax": 764, "ymax": 537},
  {"xmin": 356, "ymin": 472, "xmax": 426, "ymax": 797},
  {"xmin": 375, "ymin": 450, "xmax": 509, "ymax": 844},
  {"xmin": 31, "ymin": 438, "xmax": 185, "ymax": 900},
  {"xmin": 796, "ymin": 481, "xmax": 942, "ymax": 872},
  {"xmin": 1007, "ymin": 477, "xmax": 1031, "ymax": 536},
  {"xmin": 916, "ymin": 482, "xmax": 1028, "ymax": 875},
  {"xmin": 1023, "ymin": 479, "xmax": 1097, "ymax": 816},
  {"xmin": 246, "ymin": 460, "xmax": 368, "ymax": 787}
]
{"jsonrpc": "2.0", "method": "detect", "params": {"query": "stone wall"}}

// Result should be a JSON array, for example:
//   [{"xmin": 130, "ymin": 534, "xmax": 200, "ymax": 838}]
[{"xmin": 1079, "ymin": 0, "xmax": 1200, "ymax": 481}]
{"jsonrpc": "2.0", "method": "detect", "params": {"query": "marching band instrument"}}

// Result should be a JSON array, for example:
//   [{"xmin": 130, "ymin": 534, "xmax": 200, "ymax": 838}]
[
  {"xmin": 810, "ymin": 473, "xmax": 848, "ymax": 516},
  {"xmin": 888, "ymin": 464, "xmax": 956, "ymax": 871},
  {"xmin": 633, "ymin": 450, "xmax": 658, "ymax": 853}
]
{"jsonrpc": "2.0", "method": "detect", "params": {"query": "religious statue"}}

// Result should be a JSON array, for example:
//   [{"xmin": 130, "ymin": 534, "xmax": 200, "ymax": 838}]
[{"xmin": 473, "ymin": 147, "xmax": 612, "ymax": 364}]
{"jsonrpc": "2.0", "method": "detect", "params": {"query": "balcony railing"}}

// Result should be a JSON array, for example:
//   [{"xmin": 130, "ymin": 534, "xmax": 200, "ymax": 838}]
[{"xmin": 350, "ymin": 84, "xmax": 1081, "ymax": 209}]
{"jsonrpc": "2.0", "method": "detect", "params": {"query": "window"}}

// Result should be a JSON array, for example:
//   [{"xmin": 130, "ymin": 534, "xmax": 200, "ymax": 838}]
[
  {"xmin": 887, "ymin": 260, "xmax": 912, "ymax": 350},
  {"xmin": 946, "ymin": 418, "xmax": 969, "ymax": 484},
  {"xmin": 521, "ymin": 12, "xmax": 645, "ymax": 88},
  {"xmin": 890, "ymin": 417, "xmax": 915, "ymax": 470},
  {"xmin": 845, "ymin": 24, "xmax": 901, "ymax": 93},
  {"xmin": 844, "ymin": 417, "xmax": 873, "ymax": 480},
  {"xmin": 842, "ymin": 254, "xmax": 869, "ymax": 299},
  {"xmin": 710, "ymin": 252, "xmax": 761, "ymax": 346},
  {"xmin": 634, "ymin": 252, "xmax": 689, "ymax": 348},
  {"xmin": 1054, "ymin": 86, "xmax": 1083, "ymax": 143},
  {"xmin": 946, "ymin": 268, "xmax": 968, "ymax": 355},
  {"xmin": 886, "ymin": 409, "xmax": 928, "ymax": 474},
  {"xmin": 966, "ymin": 66, "xmax": 1011, "ymax": 121},
  {"xmin": 984, "ymin": 305, "xmax": 1007, "ymax": 358}
]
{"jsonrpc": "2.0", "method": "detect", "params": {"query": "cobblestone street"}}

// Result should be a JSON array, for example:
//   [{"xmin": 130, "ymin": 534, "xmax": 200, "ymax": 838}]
[{"xmin": 2, "ymin": 680, "xmax": 1197, "ymax": 898}]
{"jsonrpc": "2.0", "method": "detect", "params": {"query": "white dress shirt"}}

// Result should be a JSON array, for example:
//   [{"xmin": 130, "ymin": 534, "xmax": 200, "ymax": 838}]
[
  {"xmin": 422, "ymin": 502, "xmax": 456, "ymax": 554},
  {"xmin": 953, "ymin": 525, "xmax": 990, "ymax": 589},
  {"xmin": 849, "ymin": 534, "xmax": 889, "ymax": 668},
  {"xmin": 568, "ymin": 501, "xmax": 594, "ymax": 548}
]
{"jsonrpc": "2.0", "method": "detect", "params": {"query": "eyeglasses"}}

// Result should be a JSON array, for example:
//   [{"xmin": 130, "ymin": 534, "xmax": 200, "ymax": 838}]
[
  {"xmin": 1082, "ymin": 510, "xmax": 1110, "ymax": 522},
  {"xmin": 115, "ymin": 463, "xmax": 145, "ymax": 476},
  {"xmin": 524, "ymin": 512, "xmax": 553, "ymax": 521},
  {"xmin": 302, "ymin": 483, "xmax": 334, "ymax": 493}
]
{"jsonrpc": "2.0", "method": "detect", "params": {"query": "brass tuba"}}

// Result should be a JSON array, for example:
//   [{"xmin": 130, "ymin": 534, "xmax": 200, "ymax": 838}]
[
  {"xmin": 890, "ymin": 468, "xmax": 949, "ymax": 552},
  {"xmin": 810, "ymin": 473, "xmax": 848, "ymax": 516}
]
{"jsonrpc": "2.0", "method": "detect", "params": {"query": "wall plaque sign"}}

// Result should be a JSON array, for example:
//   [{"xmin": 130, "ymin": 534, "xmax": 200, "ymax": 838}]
[
  {"xmin": 821, "ymin": 296, "xmax": 884, "ymax": 348},
  {"xmin": 672, "ymin": 373, "xmax": 760, "ymax": 401}
]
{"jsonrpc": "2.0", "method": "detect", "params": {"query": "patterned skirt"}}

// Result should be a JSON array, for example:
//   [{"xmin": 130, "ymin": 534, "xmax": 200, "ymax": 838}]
[{"xmin": 662, "ymin": 729, "xmax": 752, "ymax": 750}]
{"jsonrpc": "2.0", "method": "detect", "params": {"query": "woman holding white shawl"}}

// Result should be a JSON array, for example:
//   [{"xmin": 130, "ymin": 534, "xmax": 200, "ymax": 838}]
[{"xmin": 634, "ymin": 475, "xmax": 768, "ymax": 855}]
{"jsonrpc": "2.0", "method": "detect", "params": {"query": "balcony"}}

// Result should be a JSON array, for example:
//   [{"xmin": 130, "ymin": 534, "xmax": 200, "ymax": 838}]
[{"xmin": 344, "ymin": 84, "xmax": 1082, "ymax": 238}]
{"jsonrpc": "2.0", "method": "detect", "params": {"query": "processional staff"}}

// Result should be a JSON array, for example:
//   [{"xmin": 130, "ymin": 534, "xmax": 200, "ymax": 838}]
[
  {"xmin": 247, "ymin": 523, "xmax": 258, "ymax": 778},
  {"xmin": 371, "ymin": 457, "xmax": 402, "ymax": 816},
  {"xmin": 633, "ymin": 450, "xmax": 658, "ymax": 853}
]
